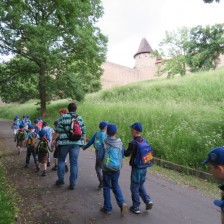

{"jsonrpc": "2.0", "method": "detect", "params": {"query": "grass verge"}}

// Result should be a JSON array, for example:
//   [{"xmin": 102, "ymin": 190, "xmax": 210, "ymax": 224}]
[
  {"xmin": 151, "ymin": 165, "xmax": 219, "ymax": 198},
  {"xmin": 0, "ymin": 161, "xmax": 18, "ymax": 224}
]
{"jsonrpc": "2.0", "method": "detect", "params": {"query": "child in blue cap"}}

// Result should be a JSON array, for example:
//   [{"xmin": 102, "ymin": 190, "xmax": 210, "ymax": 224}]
[
  {"xmin": 11, "ymin": 116, "xmax": 20, "ymax": 136},
  {"xmin": 125, "ymin": 122, "xmax": 153, "ymax": 214},
  {"xmin": 24, "ymin": 125, "xmax": 38, "ymax": 169},
  {"xmin": 33, "ymin": 119, "xmax": 41, "ymax": 134},
  {"xmin": 83, "ymin": 121, "xmax": 108, "ymax": 189},
  {"xmin": 202, "ymin": 146, "xmax": 224, "ymax": 223},
  {"xmin": 15, "ymin": 124, "xmax": 26, "ymax": 155},
  {"xmin": 100, "ymin": 123, "xmax": 128, "ymax": 216},
  {"xmin": 35, "ymin": 130, "xmax": 51, "ymax": 176},
  {"xmin": 51, "ymin": 120, "xmax": 69, "ymax": 173}
]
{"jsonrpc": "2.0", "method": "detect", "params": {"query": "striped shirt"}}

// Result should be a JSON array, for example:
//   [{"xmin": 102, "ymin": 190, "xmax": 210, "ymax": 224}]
[{"xmin": 56, "ymin": 112, "xmax": 86, "ymax": 146}]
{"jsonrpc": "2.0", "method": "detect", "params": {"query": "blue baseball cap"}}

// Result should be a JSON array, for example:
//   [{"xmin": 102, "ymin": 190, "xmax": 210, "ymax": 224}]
[
  {"xmin": 34, "ymin": 119, "xmax": 39, "ymax": 124},
  {"xmin": 19, "ymin": 124, "xmax": 24, "ymax": 128},
  {"xmin": 39, "ymin": 130, "xmax": 46, "ymax": 138},
  {"xmin": 130, "ymin": 122, "xmax": 143, "ymax": 132},
  {"xmin": 107, "ymin": 123, "xmax": 117, "ymax": 136},
  {"xmin": 28, "ymin": 125, "xmax": 34, "ymax": 130},
  {"xmin": 202, "ymin": 147, "xmax": 224, "ymax": 165},
  {"xmin": 43, "ymin": 121, "xmax": 48, "ymax": 126},
  {"xmin": 99, "ymin": 121, "xmax": 108, "ymax": 130},
  {"xmin": 15, "ymin": 116, "xmax": 19, "ymax": 119},
  {"xmin": 214, "ymin": 200, "xmax": 224, "ymax": 212}
]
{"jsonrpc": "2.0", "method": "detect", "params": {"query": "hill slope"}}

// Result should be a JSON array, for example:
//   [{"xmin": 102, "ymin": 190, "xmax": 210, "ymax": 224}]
[
  {"xmin": 83, "ymin": 69, "xmax": 224, "ymax": 170},
  {"xmin": 0, "ymin": 69, "xmax": 224, "ymax": 170}
]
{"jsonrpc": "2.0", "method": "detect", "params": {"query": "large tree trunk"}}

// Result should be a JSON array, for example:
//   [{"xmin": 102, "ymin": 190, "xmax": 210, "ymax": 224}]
[{"xmin": 39, "ymin": 65, "xmax": 47, "ymax": 117}]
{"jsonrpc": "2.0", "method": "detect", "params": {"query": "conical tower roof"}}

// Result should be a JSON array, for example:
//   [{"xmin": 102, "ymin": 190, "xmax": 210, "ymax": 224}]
[{"xmin": 134, "ymin": 38, "xmax": 153, "ymax": 58}]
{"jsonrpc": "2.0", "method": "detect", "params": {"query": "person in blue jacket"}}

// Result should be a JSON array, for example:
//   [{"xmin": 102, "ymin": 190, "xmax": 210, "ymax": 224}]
[{"xmin": 83, "ymin": 121, "xmax": 108, "ymax": 189}]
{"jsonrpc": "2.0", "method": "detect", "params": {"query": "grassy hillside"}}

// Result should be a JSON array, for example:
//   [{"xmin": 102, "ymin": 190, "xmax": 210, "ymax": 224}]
[{"xmin": 0, "ymin": 69, "xmax": 224, "ymax": 170}]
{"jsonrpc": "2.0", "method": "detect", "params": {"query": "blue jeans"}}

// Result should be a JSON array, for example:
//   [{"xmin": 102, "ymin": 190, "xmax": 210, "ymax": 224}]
[
  {"xmin": 95, "ymin": 151, "xmax": 103, "ymax": 183},
  {"xmin": 103, "ymin": 171, "xmax": 125, "ymax": 212},
  {"xmin": 130, "ymin": 167, "xmax": 152, "ymax": 208},
  {"xmin": 26, "ymin": 146, "xmax": 37, "ymax": 165},
  {"xmin": 57, "ymin": 145, "xmax": 80, "ymax": 186}
]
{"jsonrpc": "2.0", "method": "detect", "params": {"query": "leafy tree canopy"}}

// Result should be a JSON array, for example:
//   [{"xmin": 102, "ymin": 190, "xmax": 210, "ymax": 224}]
[
  {"xmin": 203, "ymin": 0, "xmax": 220, "ymax": 3},
  {"xmin": 157, "ymin": 27, "xmax": 190, "ymax": 78},
  {"xmin": 187, "ymin": 24, "xmax": 224, "ymax": 72},
  {"xmin": 0, "ymin": 0, "xmax": 107, "ymax": 116}
]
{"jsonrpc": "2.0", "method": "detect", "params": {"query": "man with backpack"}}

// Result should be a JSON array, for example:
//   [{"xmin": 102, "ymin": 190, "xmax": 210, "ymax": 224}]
[
  {"xmin": 15, "ymin": 124, "xmax": 26, "ymax": 155},
  {"xmin": 100, "ymin": 123, "xmax": 128, "ymax": 216},
  {"xmin": 83, "ymin": 121, "xmax": 108, "ymax": 189},
  {"xmin": 125, "ymin": 122, "xmax": 153, "ymax": 215},
  {"xmin": 52, "ymin": 103, "xmax": 86, "ymax": 190}
]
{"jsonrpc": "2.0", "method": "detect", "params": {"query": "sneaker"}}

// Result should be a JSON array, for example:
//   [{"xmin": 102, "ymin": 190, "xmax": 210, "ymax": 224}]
[
  {"xmin": 146, "ymin": 201, "xmax": 153, "ymax": 210},
  {"xmin": 65, "ymin": 165, "xmax": 69, "ymax": 173},
  {"xmin": 47, "ymin": 162, "xmax": 51, "ymax": 167},
  {"xmin": 120, "ymin": 203, "xmax": 128, "ymax": 216},
  {"xmin": 35, "ymin": 167, "xmax": 40, "ymax": 173},
  {"xmin": 24, "ymin": 164, "xmax": 28, "ymax": 168},
  {"xmin": 69, "ymin": 185, "xmax": 75, "ymax": 190},
  {"xmin": 52, "ymin": 165, "xmax": 57, "ymax": 171},
  {"xmin": 100, "ymin": 207, "xmax": 112, "ymax": 215},
  {"xmin": 129, "ymin": 206, "xmax": 140, "ymax": 214},
  {"xmin": 41, "ymin": 170, "xmax": 46, "ymax": 176},
  {"xmin": 55, "ymin": 180, "xmax": 65, "ymax": 186},
  {"xmin": 98, "ymin": 182, "xmax": 103, "ymax": 189}
]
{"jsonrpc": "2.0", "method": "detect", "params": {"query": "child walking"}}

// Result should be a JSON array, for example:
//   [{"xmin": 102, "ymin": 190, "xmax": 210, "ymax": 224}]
[
  {"xmin": 11, "ymin": 116, "xmax": 20, "ymax": 136},
  {"xmin": 15, "ymin": 124, "xmax": 26, "ymax": 155},
  {"xmin": 83, "ymin": 121, "xmax": 108, "ymax": 189},
  {"xmin": 202, "ymin": 147, "xmax": 224, "ymax": 224},
  {"xmin": 24, "ymin": 125, "xmax": 38, "ymax": 168},
  {"xmin": 51, "ymin": 120, "xmax": 69, "ymax": 173},
  {"xmin": 100, "ymin": 123, "xmax": 128, "ymax": 216},
  {"xmin": 125, "ymin": 122, "xmax": 153, "ymax": 214},
  {"xmin": 36, "ymin": 130, "xmax": 51, "ymax": 176}
]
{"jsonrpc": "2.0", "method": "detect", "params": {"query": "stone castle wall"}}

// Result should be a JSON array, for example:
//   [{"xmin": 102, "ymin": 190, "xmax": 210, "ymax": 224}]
[
  {"xmin": 101, "ymin": 61, "xmax": 160, "ymax": 89},
  {"xmin": 101, "ymin": 40, "xmax": 224, "ymax": 89}
]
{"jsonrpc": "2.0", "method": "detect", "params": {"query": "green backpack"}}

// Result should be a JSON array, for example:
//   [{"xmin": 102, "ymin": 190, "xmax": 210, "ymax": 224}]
[
  {"xmin": 17, "ymin": 130, "xmax": 26, "ymax": 141},
  {"xmin": 36, "ymin": 140, "xmax": 49, "ymax": 153}
]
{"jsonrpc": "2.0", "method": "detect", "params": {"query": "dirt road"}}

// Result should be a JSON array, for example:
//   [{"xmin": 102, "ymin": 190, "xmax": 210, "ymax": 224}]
[{"xmin": 0, "ymin": 120, "xmax": 220, "ymax": 224}]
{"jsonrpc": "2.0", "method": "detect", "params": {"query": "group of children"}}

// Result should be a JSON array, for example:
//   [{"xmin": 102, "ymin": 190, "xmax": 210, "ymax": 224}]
[
  {"xmin": 12, "ymin": 113, "xmax": 224, "ymax": 220},
  {"xmin": 83, "ymin": 121, "xmax": 154, "ymax": 215},
  {"xmin": 13, "ymin": 113, "xmax": 68, "ymax": 177}
]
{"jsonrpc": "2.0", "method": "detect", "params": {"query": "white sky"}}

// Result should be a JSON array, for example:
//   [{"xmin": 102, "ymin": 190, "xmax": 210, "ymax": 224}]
[{"xmin": 98, "ymin": 0, "xmax": 224, "ymax": 67}]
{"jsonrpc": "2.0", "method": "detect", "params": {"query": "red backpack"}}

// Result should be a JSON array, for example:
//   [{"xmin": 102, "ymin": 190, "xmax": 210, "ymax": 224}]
[{"xmin": 64, "ymin": 115, "xmax": 82, "ymax": 141}]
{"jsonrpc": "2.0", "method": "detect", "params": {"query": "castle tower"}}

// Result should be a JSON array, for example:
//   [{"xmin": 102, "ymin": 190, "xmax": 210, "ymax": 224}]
[{"xmin": 134, "ymin": 38, "xmax": 155, "ymax": 70}]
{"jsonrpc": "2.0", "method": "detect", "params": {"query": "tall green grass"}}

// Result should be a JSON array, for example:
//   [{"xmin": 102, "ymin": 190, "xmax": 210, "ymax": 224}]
[{"xmin": 0, "ymin": 69, "xmax": 223, "ymax": 170}]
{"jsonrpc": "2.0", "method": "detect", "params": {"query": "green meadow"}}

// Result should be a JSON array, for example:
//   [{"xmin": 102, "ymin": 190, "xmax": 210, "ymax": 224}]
[{"xmin": 1, "ymin": 68, "xmax": 224, "ymax": 171}]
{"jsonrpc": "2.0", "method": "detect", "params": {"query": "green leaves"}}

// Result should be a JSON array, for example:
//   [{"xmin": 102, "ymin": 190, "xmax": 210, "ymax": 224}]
[
  {"xmin": 203, "ymin": 0, "xmax": 220, "ymax": 3},
  {"xmin": 0, "ymin": 0, "xmax": 107, "ymax": 115},
  {"xmin": 157, "ymin": 24, "xmax": 224, "ymax": 77},
  {"xmin": 157, "ymin": 27, "xmax": 190, "ymax": 77},
  {"xmin": 187, "ymin": 24, "xmax": 224, "ymax": 72}
]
